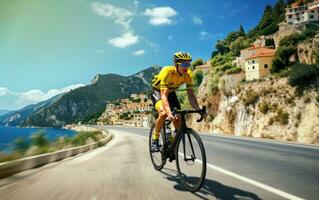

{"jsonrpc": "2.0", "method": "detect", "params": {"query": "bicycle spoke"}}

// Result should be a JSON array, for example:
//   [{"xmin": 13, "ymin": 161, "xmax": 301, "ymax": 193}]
[{"xmin": 176, "ymin": 129, "xmax": 206, "ymax": 192}]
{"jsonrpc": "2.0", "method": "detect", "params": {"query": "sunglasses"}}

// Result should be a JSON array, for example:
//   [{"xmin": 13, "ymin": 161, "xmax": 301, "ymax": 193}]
[{"xmin": 179, "ymin": 62, "xmax": 191, "ymax": 68}]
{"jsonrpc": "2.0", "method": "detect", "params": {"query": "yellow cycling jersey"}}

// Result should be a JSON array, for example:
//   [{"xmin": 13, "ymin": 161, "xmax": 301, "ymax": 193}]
[{"xmin": 152, "ymin": 66, "xmax": 193, "ymax": 93}]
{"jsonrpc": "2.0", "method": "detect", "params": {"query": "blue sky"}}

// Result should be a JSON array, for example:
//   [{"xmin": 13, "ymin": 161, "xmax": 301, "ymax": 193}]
[{"xmin": 0, "ymin": 0, "xmax": 277, "ymax": 110}]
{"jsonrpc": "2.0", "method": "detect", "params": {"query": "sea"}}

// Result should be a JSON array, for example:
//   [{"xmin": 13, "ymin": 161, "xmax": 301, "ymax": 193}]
[{"xmin": 0, "ymin": 126, "xmax": 76, "ymax": 153}]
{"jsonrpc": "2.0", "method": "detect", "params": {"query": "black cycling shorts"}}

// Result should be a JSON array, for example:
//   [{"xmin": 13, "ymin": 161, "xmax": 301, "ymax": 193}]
[{"xmin": 151, "ymin": 89, "xmax": 181, "ymax": 111}]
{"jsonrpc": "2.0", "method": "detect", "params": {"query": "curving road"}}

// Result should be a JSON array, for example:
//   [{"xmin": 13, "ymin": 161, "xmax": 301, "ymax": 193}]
[{"xmin": 0, "ymin": 125, "xmax": 318, "ymax": 200}]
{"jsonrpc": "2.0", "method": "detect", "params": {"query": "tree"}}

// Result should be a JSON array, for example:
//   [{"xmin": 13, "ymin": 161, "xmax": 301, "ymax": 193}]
[
  {"xmin": 257, "ymin": 5, "xmax": 274, "ymax": 32},
  {"xmin": 239, "ymin": 25, "xmax": 246, "ymax": 37},
  {"xmin": 271, "ymin": 57, "xmax": 285, "ymax": 73},
  {"xmin": 215, "ymin": 40, "xmax": 230, "ymax": 55},
  {"xmin": 276, "ymin": 46, "xmax": 297, "ymax": 66},
  {"xmin": 191, "ymin": 58, "xmax": 204, "ymax": 70},
  {"xmin": 193, "ymin": 70, "xmax": 204, "ymax": 87},
  {"xmin": 211, "ymin": 51, "xmax": 218, "ymax": 58},
  {"xmin": 273, "ymin": 0, "xmax": 286, "ymax": 18},
  {"xmin": 230, "ymin": 36, "xmax": 251, "ymax": 56},
  {"xmin": 289, "ymin": 64, "xmax": 319, "ymax": 88}
]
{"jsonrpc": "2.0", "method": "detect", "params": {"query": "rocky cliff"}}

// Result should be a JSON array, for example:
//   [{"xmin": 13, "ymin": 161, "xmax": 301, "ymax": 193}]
[
  {"xmin": 188, "ymin": 75, "xmax": 319, "ymax": 144},
  {"xmin": 297, "ymin": 33, "xmax": 319, "ymax": 64}
]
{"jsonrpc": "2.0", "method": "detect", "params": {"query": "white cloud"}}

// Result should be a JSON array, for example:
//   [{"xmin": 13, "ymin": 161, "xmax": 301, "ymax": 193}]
[
  {"xmin": 199, "ymin": 31, "xmax": 212, "ymax": 40},
  {"xmin": 193, "ymin": 15, "xmax": 203, "ymax": 25},
  {"xmin": 108, "ymin": 32, "xmax": 138, "ymax": 48},
  {"xmin": 168, "ymin": 35, "xmax": 173, "ymax": 40},
  {"xmin": 144, "ymin": 6, "xmax": 178, "ymax": 26},
  {"xmin": 91, "ymin": 2, "xmax": 134, "ymax": 30},
  {"xmin": 0, "ymin": 87, "xmax": 10, "ymax": 96},
  {"xmin": 133, "ymin": 49, "xmax": 145, "ymax": 56},
  {"xmin": 0, "ymin": 84, "xmax": 84, "ymax": 110}
]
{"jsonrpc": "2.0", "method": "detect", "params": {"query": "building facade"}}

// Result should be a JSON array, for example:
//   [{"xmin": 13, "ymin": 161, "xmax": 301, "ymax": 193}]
[{"xmin": 286, "ymin": 0, "xmax": 319, "ymax": 25}]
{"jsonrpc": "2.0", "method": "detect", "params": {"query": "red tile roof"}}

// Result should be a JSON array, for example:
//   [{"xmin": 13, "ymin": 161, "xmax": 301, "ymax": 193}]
[{"xmin": 245, "ymin": 47, "xmax": 276, "ymax": 60}]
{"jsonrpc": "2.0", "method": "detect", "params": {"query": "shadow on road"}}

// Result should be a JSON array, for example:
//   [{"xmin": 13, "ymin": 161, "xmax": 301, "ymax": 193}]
[{"xmin": 160, "ymin": 168, "xmax": 262, "ymax": 200}]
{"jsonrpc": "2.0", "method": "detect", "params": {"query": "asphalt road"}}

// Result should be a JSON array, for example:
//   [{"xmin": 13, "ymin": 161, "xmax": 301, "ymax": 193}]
[
  {"xmin": 104, "ymin": 125, "xmax": 319, "ymax": 200},
  {"xmin": 0, "ymin": 125, "xmax": 318, "ymax": 200}
]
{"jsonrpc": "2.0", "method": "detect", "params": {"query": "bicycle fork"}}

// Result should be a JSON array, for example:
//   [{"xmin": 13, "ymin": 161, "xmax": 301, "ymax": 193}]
[{"xmin": 182, "ymin": 131, "xmax": 196, "ymax": 163}]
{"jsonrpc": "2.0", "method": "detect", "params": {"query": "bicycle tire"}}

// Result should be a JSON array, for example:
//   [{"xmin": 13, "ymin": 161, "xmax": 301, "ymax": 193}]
[
  {"xmin": 149, "ymin": 123, "xmax": 166, "ymax": 170},
  {"xmin": 175, "ymin": 128, "xmax": 206, "ymax": 192}
]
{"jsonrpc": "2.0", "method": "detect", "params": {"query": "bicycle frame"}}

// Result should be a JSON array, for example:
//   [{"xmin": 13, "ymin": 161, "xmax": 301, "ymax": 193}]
[{"xmin": 163, "ymin": 111, "xmax": 199, "ymax": 162}]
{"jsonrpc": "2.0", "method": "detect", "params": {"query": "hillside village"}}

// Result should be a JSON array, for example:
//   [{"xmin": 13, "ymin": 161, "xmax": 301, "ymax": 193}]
[{"xmin": 93, "ymin": 0, "xmax": 319, "ymax": 143}]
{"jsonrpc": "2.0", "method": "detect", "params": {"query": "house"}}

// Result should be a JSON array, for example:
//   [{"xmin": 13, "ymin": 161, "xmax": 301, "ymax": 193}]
[
  {"xmin": 233, "ymin": 47, "xmax": 258, "ymax": 70},
  {"xmin": 285, "ymin": 0, "xmax": 319, "ymax": 25},
  {"xmin": 244, "ymin": 47, "xmax": 276, "ymax": 81},
  {"xmin": 194, "ymin": 62, "xmax": 210, "ymax": 73}
]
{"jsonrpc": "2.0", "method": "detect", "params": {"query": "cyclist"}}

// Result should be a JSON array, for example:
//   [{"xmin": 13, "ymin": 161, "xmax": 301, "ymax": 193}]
[{"xmin": 151, "ymin": 51, "xmax": 204, "ymax": 152}]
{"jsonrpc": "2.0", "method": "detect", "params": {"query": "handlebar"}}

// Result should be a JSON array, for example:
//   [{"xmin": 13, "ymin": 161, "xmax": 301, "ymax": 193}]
[{"xmin": 172, "ymin": 106, "xmax": 206, "ymax": 122}]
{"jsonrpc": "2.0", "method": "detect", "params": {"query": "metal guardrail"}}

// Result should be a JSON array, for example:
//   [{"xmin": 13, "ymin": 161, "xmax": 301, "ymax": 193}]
[{"xmin": 0, "ymin": 131, "xmax": 112, "ymax": 179}]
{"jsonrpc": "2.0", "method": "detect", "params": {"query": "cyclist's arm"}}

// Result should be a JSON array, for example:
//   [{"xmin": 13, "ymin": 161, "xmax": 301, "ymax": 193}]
[{"xmin": 187, "ymin": 88, "xmax": 201, "ymax": 110}]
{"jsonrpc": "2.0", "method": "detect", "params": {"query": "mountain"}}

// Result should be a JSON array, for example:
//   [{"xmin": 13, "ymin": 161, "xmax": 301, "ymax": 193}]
[
  {"xmin": 20, "ymin": 66, "xmax": 161, "ymax": 127},
  {"xmin": 0, "ymin": 94, "xmax": 63, "ymax": 127},
  {"xmin": 0, "ymin": 110, "xmax": 10, "ymax": 117}
]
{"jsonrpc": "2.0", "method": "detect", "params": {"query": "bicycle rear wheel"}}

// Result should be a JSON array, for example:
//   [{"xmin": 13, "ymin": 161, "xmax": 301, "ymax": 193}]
[
  {"xmin": 176, "ymin": 128, "xmax": 206, "ymax": 192},
  {"xmin": 149, "ymin": 123, "xmax": 166, "ymax": 170}
]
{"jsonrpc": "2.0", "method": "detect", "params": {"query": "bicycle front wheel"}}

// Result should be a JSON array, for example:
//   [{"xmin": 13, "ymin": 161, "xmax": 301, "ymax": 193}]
[
  {"xmin": 149, "ymin": 123, "xmax": 166, "ymax": 170},
  {"xmin": 176, "ymin": 128, "xmax": 206, "ymax": 192}
]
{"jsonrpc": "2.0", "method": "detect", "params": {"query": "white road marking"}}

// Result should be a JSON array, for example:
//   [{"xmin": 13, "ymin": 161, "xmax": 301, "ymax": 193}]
[
  {"xmin": 176, "ymin": 151, "xmax": 304, "ymax": 200},
  {"xmin": 200, "ymin": 133, "xmax": 319, "ymax": 150}
]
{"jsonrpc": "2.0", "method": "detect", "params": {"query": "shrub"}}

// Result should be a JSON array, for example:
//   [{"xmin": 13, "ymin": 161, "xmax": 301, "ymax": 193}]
[
  {"xmin": 243, "ymin": 91, "xmax": 259, "ymax": 106},
  {"xmin": 191, "ymin": 58, "xmax": 204, "ymax": 70},
  {"xmin": 288, "ymin": 64, "xmax": 319, "ymax": 88},
  {"xmin": 316, "ymin": 94, "xmax": 319, "ymax": 103},
  {"xmin": 258, "ymin": 101, "xmax": 269, "ymax": 114},
  {"xmin": 270, "ymin": 102, "xmax": 278, "ymax": 112},
  {"xmin": 274, "ymin": 108, "xmax": 289, "ymax": 125},
  {"xmin": 209, "ymin": 74, "xmax": 219, "ymax": 95},
  {"xmin": 297, "ymin": 112, "xmax": 302, "ymax": 122},
  {"xmin": 276, "ymin": 46, "xmax": 297, "ymax": 66},
  {"xmin": 285, "ymin": 96, "xmax": 294, "ymax": 104},
  {"xmin": 31, "ymin": 130, "xmax": 49, "ymax": 147},
  {"xmin": 226, "ymin": 109, "xmax": 237, "ymax": 125},
  {"xmin": 303, "ymin": 95, "xmax": 311, "ymax": 103},
  {"xmin": 265, "ymin": 38, "xmax": 275, "ymax": 47},
  {"xmin": 268, "ymin": 117, "xmax": 274, "ymax": 125},
  {"xmin": 278, "ymin": 70, "xmax": 289, "ymax": 78},
  {"xmin": 13, "ymin": 137, "xmax": 30, "ymax": 153},
  {"xmin": 279, "ymin": 33, "xmax": 304, "ymax": 47},
  {"xmin": 226, "ymin": 67, "xmax": 242, "ymax": 75},
  {"xmin": 193, "ymin": 70, "xmax": 204, "ymax": 87},
  {"xmin": 71, "ymin": 131, "xmax": 102, "ymax": 146},
  {"xmin": 271, "ymin": 57, "xmax": 285, "ymax": 73},
  {"xmin": 220, "ymin": 64, "xmax": 233, "ymax": 72}
]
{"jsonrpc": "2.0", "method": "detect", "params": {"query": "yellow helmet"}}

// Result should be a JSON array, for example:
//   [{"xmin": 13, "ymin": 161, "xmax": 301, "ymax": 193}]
[{"xmin": 173, "ymin": 51, "xmax": 192, "ymax": 63}]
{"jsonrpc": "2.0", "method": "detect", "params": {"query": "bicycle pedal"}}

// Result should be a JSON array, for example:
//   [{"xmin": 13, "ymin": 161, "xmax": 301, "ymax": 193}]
[{"xmin": 169, "ymin": 154, "xmax": 176, "ymax": 162}]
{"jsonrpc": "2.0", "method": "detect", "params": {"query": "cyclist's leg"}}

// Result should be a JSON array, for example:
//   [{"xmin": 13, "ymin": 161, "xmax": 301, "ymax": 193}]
[
  {"xmin": 154, "ymin": 102, "xmax": 167, "ymax": 136},
  {"xmin": 151, "ymin": 90, "xmax": 167, "ymax": 140},
  {"xmin": 168, "ymin": 92, "xmax": 182, "ymax": 134}
]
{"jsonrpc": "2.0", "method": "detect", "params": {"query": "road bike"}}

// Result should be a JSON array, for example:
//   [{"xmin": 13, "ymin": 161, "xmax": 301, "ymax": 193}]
[{"xmin": 149, "ymin": 107, "xmax": 207, "ymax": 192}]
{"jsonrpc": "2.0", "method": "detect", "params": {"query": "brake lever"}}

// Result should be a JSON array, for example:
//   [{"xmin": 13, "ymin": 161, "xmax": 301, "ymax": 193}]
[
  {"xmin": 196, "ymin": 106, "xmax": 206, "ymax": 122},
  {"xmin": 172, "ymin": 107, "xmax": 178, "ymax": 117}
]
